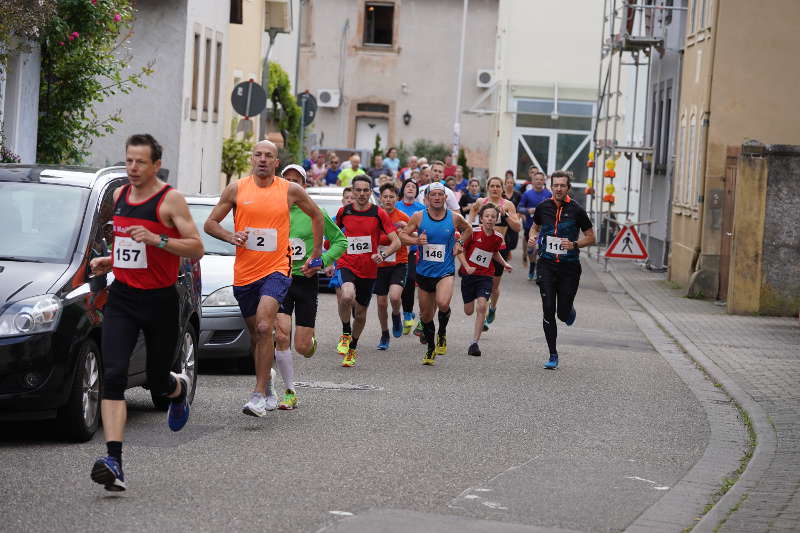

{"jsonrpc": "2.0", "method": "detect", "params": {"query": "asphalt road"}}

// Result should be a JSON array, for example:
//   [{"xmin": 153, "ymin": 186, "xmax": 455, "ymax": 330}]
[{"xmin": 0, "ymin": 258, "xmax": 708, "ymax": 533}]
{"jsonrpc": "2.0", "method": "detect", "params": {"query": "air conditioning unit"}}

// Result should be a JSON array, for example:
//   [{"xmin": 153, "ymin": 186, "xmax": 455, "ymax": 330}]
[
  {"xmin": 476, "ymin": 69, "xmax": 495, "ymax": 88},
  {"xmin": 265, "ymin": 0, "xmax": 292, "ymax": 33},
  {"xmin": 317, "ymin": 89, "xmax": 341, "ymax": 108}
]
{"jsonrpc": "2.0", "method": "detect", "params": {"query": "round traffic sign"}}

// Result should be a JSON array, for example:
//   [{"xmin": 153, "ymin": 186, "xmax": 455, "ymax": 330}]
[
  {"xmin": 231, "ymin": 81, "xmax": 267, "ymax": 118},
  {"xmin": 297, "ymin": 92, "xmax": 317, "ymax": 127}
]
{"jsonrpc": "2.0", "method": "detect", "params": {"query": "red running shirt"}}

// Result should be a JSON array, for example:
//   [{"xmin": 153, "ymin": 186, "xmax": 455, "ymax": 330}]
[
  {"xmin": 112, "ymin": 184, "xmax": 181, "ymax": 289},
  {"xmin": 335, "ymin": 204, "xmax": 395, "ymax": 279},
  {"xmin": 378, "ymin": 208, "xmax": 409, "ymax": 267},
  {"xmin": 460, "ymin": 228, "xmax": 506, "ymax": 277}
]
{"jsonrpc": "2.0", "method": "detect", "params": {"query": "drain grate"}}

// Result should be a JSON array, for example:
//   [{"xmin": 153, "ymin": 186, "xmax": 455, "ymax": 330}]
[{"xmin": 294, "ymin": 381, "xmax": 383, "ymax": 391}]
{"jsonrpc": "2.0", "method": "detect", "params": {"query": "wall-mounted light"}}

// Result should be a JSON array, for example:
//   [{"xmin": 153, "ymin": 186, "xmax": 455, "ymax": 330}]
[{"xmin": 403, "ymin": 110, "xmax": 412, "ymax": 126}]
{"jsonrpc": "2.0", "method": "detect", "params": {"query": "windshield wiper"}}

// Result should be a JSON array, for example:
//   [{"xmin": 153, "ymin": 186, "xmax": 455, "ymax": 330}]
[{"xmin": 0, "ymin": 256, "xmax": 44, "ymax": 263}]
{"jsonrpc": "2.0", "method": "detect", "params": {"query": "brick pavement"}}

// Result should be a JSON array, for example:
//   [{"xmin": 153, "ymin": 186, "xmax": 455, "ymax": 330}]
[{"xmin": 603, "ymin": 258, "xmax": 800, "ymax": 532}]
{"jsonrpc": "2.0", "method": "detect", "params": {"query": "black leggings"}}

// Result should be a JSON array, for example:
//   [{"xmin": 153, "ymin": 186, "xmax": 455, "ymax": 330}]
[
  {"xmin": 536, "ymin": 259, "xmax": 581, "ymax": 355},
  {"xmin": 101, "ymin": 282, "xmax": 180, "ymax": 401},
  {"xmin": 402, "ymin": 251, "xmax": 417, "ymax": 313}
]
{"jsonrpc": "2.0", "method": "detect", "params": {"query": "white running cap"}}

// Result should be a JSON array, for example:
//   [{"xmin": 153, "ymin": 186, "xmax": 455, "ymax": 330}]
[
  {"xmin": 281, "ymin": 164, "xmax": 307, "ymax": 182},
  {"xmin": 426, "ymin": 182, "xmax": 446, "ymax": 195}
]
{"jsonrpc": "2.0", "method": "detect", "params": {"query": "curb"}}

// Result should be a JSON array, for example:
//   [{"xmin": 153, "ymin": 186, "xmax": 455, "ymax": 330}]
[{"xmin": 591, "ymin": 259, "xmax": 776, "ymax": 532}]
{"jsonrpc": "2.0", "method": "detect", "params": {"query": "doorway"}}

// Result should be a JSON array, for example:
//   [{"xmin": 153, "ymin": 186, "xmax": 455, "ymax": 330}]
[{"xmin": 355, "ymin": 117, "xmax": 389, "ymax": 152}]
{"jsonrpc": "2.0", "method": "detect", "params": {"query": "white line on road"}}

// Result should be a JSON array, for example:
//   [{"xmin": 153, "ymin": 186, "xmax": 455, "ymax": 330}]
[
  {"xmin": 329, "ymin": 511, "xmax": 354, "ymax": 516},
  {"xmin": 625, "ymin": 475, "xmax": 657, "ymax": 484}
]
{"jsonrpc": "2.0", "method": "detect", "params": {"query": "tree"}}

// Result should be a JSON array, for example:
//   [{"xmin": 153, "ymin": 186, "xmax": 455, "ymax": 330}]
[
  {"xmin": 372, "ymin": 133, "xmax": 383, "ymax": 161},
  {"xmin": 410, "ymin": 139, "xmax": 449, "ymax": 163},
  {"xmin": 458, "ymin": 147, "xmax": 471, "ymax": 179},
  {"xmin": 36, "ymin": 0, "xmax": 153, "ymax": 164},
  {"xmin": 221, "ymin": 121, "xmax": 254, "ymax": 185},
  {"xmin": 267, "ymin": 63, "xmax": 302, "ymax": 162}
]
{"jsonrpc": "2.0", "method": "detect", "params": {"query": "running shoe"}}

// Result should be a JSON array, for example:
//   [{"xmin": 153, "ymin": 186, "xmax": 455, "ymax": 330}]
[
  {"xmin": 564, "ymin": 307, "xmax": 576, "ymax": 326},
  {"xmin": 337, "ymin": 333, "xmax": 352, "ymax": 355},
  {"xmin": 482, "ymin": 322, "xmax": 489, "ymax": 332},
  {"xmin": 468, "ymin": 342, "xmax": 481, "ymax": 357},
  {"xmin": 278, "ymin": 389, "xmax": 298, "ymax": 410},
  {"xmin": 528, "ymin": 270, "xmax": 536, "ymax": 281},
  {"xmin": 413, "ymin": 320, "xmax": 424, "ymax": 337},
  {"xmin": 544, "ymin": 354, "xmax": 559, "ymax": 369},
  {"xmin": 422, "ymin": 348, "xmax": 437, "ymax": 366},
  {"xmin": 391, "ymin": 314, "xmax": 403, "ymax": 338},
  {"xmin": 377, "ymin": 331, "xmax": 390, "ymax": 351},
  {"xmin": 265, "ymin": 391, "xmax": 278, "ymax": 411},
  {"xmin": 242, "ymin": 392, "xmax": 267, "ymax": 417},
  {"xmin": 167, "ymin": 372, "xmax": 191, "ymax": 432},
  {"xmin": 486, "ymin": 307, "xmax": 497, "ymax": 324},
  {"xmin": 342, "ymin": 348, "xmax": 357, "ymax": 367},
  {"xmin": 91, "ymin": 456, "xmax": 127, "ymax": 492},
  {"xmin": 403, "ymin": 312, "xmax": 415, "ymax": 335},
  {"xmin": 304, "ymin": 336, "xmax": 317, "ymax": 358},
  {"xmin": 435, "ymin": 334, "xmax": 447, "ymax": 356}
]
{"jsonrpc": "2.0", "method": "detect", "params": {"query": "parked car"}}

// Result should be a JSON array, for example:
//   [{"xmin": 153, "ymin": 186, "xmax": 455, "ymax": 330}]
[
  {"xmin": 186, "ymin": 196, "xmax": 253, "ymax": 371},
  {"xmin": 0, "ymin": 165, "xmax": 201, "ymax": 441}
]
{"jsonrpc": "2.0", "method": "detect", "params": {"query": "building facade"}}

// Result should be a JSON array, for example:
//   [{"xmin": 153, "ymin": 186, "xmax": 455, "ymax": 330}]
[
  {"xmin": 89, "ymin": 0, "xmax": 229, "ymax": 194},
  {"xmin": 669, "ymin": 0, "xmax": 800, "ymax": 298},
  {"xmin": 489, "ymin": 0, "xmax": 602, "ymax": 203},
  {"xmin": 0, "ymin": 44, "xmax": 40, "ymax": 164},
  {"xmin": 297, "ymin": 0, "xmax": 497, "ymax": 169}
]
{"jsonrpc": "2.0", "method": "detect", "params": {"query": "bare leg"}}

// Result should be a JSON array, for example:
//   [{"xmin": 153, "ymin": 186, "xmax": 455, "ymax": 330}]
[
  {"xmin": 388, "ymin": 284, "xmax": 403, "ymax": 316},
  {"xmin": 376, "ymin": 294, "xmax": 389, "ymax": 331},
  {"xmin": 293, "ymin": 325, "xmax": 316, "ymax": 355},
  {"xmin": 352, "ymin": 303, "xmax": 368, "ymax": 340},
  {"xmin": 474, "ymin": 297, "xmax": 489, "ymax": 341},
  {"xmin": 490, "ymin": 276, "xmax": 502, "ymax": 309},
  {"xmin": 337, "ymin": 282, "xmax": 356, "ymax": 324},
  {"xmin": 101, "ymin": 400, "xmax": 127, "ymax": 442},
  {"xmin": 244, "ymin": 296, "xmax": 279, "ymax": 395}
]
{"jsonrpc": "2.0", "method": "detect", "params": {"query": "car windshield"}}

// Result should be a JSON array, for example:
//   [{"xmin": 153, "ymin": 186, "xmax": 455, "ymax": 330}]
[
  {"xmin": 0, "ymin": 182, "xmax": 88, "ymax": 263},
  {"xmin": 188, "ymin": 203, "xmax": 235, "ymax": 256}
]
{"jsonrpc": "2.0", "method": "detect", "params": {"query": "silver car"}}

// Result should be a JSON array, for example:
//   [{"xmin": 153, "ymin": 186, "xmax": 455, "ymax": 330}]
[{"xmin": 186, "ymin": 196, "xmax": 253, "ymax": 370}]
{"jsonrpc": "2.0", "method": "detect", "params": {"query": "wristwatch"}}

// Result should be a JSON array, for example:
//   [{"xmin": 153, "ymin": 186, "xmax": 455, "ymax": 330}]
[
  {"xmin": 379, "ymin": 251, "xmax": 387, "ymax": 260},
  {"xmin": 158, "ymin": 234, "xmax": 169, "ymax": 248},
  {"xmin": 572, "ymin": 240, "xmax": 579, "ymax": 250},
  {"xmin": 456, "ymin": 238, "xmax": 464, "ymax": 246}
]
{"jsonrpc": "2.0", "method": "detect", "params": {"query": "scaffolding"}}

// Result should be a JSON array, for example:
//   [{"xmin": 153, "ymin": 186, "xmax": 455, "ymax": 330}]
[{"xmin": 589, "ymin": 0, "xmax": 684, "ymax": 264}]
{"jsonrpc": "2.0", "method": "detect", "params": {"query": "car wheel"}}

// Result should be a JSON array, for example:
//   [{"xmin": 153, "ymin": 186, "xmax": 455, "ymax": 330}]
[
  {"xmin": 152, "ymin": 322, "xmax": 198, "ymax": 411},
  {"xmin": 57, "ymin": 338, "xmax": 102, "ymax": 442}
]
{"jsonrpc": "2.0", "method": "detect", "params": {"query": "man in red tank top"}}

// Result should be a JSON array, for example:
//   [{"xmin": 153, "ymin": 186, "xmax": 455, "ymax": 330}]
[
  {"xmin": 88, "ymin": 134, "xmax": 204, "ymax": 492},
  {"xmin": 205, "ymin": 140, "xmax": 324, "ymax": 418}
]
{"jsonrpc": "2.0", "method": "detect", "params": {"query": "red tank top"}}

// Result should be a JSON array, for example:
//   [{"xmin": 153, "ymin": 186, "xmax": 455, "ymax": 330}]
[{"xmin": 112, "ymin": 184, "xmax": 181, "ymax": 289}]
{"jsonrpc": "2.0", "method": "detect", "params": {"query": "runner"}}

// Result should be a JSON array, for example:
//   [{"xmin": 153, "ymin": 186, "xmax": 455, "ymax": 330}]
[
  {"xmin": 205, "ymin": 140, "xmax": 324, "ymax": 416},
  {"xmin": 417, "ymin": 160, "xmax": 461, "ymax": 211},
  {"xmin": 335, "ymin": 175, "xmax": 401, "ymax": 367},
  {"xmin": 325, "ymin": 187, "xmax": 353, "ymax": 293},
  {"xmin": 89, "ymin": 134, "xmax": 205, "ymax": 491},
  {"xmin": 455, "ymin": 203, "xmax": 512, "ymax": 357},
  {"xmin": 529, "ymin": 171, "xmax": 595, "ymax": 369},
  {"xmin": 400, "ymin": 183, "xmax": 472, "ymax": 365},
  {"xmin": 274, "ymin": 165, "xmax": 347, "ymax": 409},
  {"xmin": 517, "ymin": 170, "xmax": 552, "ymax": 280},
  {"xmin": 373, "ymin": 183, "xmax": 410, "ymax": 350},
  {"xmin": 396, "ymin": 179, "xmax": 425, "ymax": 335},
  {"xmin": 468, "ymin": 176, "xmax": 521, "ymax": 330}
]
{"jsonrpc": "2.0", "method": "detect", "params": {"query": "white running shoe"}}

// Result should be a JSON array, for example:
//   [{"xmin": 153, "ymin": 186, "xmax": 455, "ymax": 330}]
[
  {"xmin": 242, "ymin": 392, "xmax": 267, "ymax": 417},
  {"xmin": 265, "ymin": 393, "xmax": 278, "ymax": 411},
  {"xmin": 265, "ymin": 368, "xmax": 278, "ymax": 410}
]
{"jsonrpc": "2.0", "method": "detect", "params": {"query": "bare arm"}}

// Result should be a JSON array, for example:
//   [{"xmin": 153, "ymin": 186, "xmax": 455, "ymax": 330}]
[
  {"xmin": 563, "ymin": 227, "xmax": 596, "ymax": 250},
  {"xmin": 493, "ymin": 250, "xmax": 512, "ymax": 272},
  {"xmin": 127, "ymin": 190, "xmax": 204, "ymax": 259},
  {"xmin": 399, "ymin": 212, "xmax": 422, "ymax": 246},
  {"xmin": 204, "ymin": 182, "xmax": 242, "ymax": 245},
  {"xmin": 288, "ymin": 182, "xmax": 323, "ymax": 260},
  {"xmin": 504, "ymin": 200, "xmax": 522, "ymax": 232},
  {"xmin": 528, "ymin": 224, "xmax": 541, "ymax": 247},
  {"xmin": 453, "ymin": 213, "xmax": 473, "ymax": 255}
]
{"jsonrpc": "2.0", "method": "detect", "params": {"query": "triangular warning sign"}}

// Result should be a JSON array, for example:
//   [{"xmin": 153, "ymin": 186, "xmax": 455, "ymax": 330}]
[{"xmin": 605, "ymin": 225, "xmax": 648, "ymax": 259}]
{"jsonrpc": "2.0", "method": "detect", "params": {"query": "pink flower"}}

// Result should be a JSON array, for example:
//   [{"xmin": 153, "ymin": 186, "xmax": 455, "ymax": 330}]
[
  {"xmin": 91, "ymin": 0, "xmax": 97, "ymax": 4},
  {"xmin": 68, "ymin": 35, "xmax": 74, "ymax": 40},
  {"xmin": 59, "ymin": 41, "xmax": 65, "ymax": 46},
  {"xmin": 114, "ymin": 13, "xmax": 122, "ymax": 22},
  {"xmin": 72, "ymin": 31, "xmax": 79, "ymax": 37}
]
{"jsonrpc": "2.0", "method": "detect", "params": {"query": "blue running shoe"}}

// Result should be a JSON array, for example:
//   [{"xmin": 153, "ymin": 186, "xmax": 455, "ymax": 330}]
[
  {"xmin": 167, "ymin": 372, "xmax": 191, "ymax": 432},
  {"xmin": 91, "ymin": 456, "xmax": 127, "ymax": 491},
  {"xmin": 486, "ymin": 307, "xmax": 496, "ymax": 324},
  {"xmin": 544, "ymin": 354, "xmax": 559, "ymax": 369},
  {"xmin": 564, "ymin": 307, "xmax": 576, "ymax": 326},
  {"xmin": 391, "ymin": 314, "xmax": 403, "ymax": 338},
  {"xmin": 377, "ymin": 331, "xmax": 390, "ymax": 350}
]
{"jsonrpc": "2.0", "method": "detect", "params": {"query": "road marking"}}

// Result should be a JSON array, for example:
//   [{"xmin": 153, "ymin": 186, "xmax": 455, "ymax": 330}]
[
  {"xmin": 482, "ymin": 501, "xmax": 508, "ymax": 510},
  {"xmin": 464, "ymin": 495, "xmax": 480, "ymax": 499},
  {"xmin": 625, "ymin": 475, "xmax": 656, "ymax": 484},
  {"xmin": 329, "ymin": 511, "xmax": 354, "ymax": 516},
  {"xmin": 654, "ymin": 486, "xmax": 670, "ymax": 490},
  {"xmin": 295, "ymin": 381, "xmax": 383, "ymax": 391},
  {"xmin": 473, "ymin": 488, "xmax": 492, "ymax": 492}
]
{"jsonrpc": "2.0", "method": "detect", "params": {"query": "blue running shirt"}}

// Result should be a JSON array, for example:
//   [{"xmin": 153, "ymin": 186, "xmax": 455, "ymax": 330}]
[{"xmin": 416, "ymin": 209, "xmax": 456, "ymax": 278}]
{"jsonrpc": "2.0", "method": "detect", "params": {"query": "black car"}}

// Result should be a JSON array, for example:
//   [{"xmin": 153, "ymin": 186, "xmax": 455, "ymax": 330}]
[{"xmin": 0, "ymin": 165, "xmax": 201, "ymax": 441}]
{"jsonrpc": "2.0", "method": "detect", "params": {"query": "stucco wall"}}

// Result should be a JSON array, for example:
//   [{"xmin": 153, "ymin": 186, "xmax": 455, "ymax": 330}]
[
  {"xmin": 1, "ymin": 45, "xmax": 41, "ymax": 163},
  {"xmin": 298, "ymin": 0, "xmax": 496, "ymax": 167}
]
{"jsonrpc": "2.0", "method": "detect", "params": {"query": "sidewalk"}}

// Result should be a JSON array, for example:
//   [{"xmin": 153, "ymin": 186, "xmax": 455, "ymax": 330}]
[{"xmin": 598, "ymin": 257, "xmax": 800, "ymax": 532}]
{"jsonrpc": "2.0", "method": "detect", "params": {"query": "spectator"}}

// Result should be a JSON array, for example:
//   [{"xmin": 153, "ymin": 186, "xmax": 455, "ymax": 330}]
[
  {"xmin": 324, "ymin": 154, "xmax": 342, "ymax": 186},
  {"xmin": 504, "ymin": 169, "xmax": 515, "ymax": 181},
  {"xmin": 503, "ymin": 174, "xmax": 522, "ymax": 258},
  {"xmin": 367, "ymin": 154, "xmax": 386, "ymax": 185},
  {"xmin": 408, "ymin": 168, "xmax": 420, "ymax": 183},
  {"xmin": 445, "ymin": 176, "xmax": 456, "ymax": 190},
  {"xmin": 309, "ymin": 151, "xmax": 327, "ymax": 185},
  {"xmin": 417, "ymin": 165, "xmax": 431, "ymax": 186},
  {"xmin": 373, "ymin": 173, "xmax": 393, "ymax": 200},
  {"xmin": 443, "ymin": 154, "xmax": 458, "ymax": 177},
  {"xmin": 337, "ymin": 153, "xmax": 367, "ymax": 187},
  {"xmin": 384, "ymin": 147, "xmax": 400, "ymax": 176},
  {"xmin": 459, "ymin": 178, "xmax": 482, "ymax": 218},
  {"xmin": 400, "ymin": 155, "xmax": 419, "ymax": 181},
  {"xmin": 303, "ymin": 149, "xmax": 318, "ymax": 171},
  {"xmin": 417, "ymin": 157, "xmax": 428, "ymax": 167},
  {"xmin": 453, "ymin": 165, "xmax": 467, "ymax": 192}
]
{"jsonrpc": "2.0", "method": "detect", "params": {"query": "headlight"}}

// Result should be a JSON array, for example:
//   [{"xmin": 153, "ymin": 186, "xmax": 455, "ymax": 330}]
[
  {"xmin": 202, "ymin": 286, "xmax": 237, "ymax": 307},
  {"xmin": 0, "ymin": 295, "xmax": 63, "ymax": 338}
]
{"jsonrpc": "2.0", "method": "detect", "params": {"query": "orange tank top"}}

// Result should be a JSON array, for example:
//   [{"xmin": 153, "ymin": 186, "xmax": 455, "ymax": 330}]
[{"xmin": 233, "ymin": 175, "xmax": 291, "ymax": 286}]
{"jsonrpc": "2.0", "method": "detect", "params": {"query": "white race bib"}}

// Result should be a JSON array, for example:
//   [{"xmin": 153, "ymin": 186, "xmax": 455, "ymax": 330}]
[
  {"xmin": 290, "ymin": 238, "xmax": 306, "ymax": 261},
  {"xmin": 379, "ymin": 245, "xmax": 396, "ymax": 263},
  {"xmin": 114, "ymin": 237, "xmax": 148, "ymax": 269},
  {"xmin": 347, "ymin": 235, "xmax": 372, "ymax": 254},
  {"xmin": 422, "ymin": 243, "xmax": 446, "ymax": 262},
  {"xmin": 546, "ymin": 235, "xmax": 567, "ymax": 255},
  {"xmin": 469, "ymin": 247, "xmax": 492, "ymax": 268},
  {"xmin": 246, "ymin": 227, "xmax": 278, "ymax": 252}
]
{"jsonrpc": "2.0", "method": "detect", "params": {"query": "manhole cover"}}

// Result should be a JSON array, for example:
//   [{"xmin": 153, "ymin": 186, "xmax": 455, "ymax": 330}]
[{"xmin": 294, "ymin": 381, "xmax": 383, "ymax": 391}]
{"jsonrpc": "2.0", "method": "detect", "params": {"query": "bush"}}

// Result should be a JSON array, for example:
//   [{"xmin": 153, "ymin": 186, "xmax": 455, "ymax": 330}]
[
  {"xmin": 221, "ymin": 127, "xmax": 253, "ymax": 185},
  {"xmin": 410, "ymin": 139, "xmax": 450, "ymax": 163}
]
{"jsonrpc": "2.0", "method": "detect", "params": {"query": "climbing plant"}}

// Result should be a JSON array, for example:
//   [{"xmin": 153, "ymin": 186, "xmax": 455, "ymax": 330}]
[
  {"xmin": 0, "ymin": 1, "xmax": 57, "ymax": 67},
  {"xmin": 36, "ymin": 0, "xmax": 153, "ymax": 164},
  {"xmin": 267, "ymin": 62, "xmax": 302, "ymax": 161}
]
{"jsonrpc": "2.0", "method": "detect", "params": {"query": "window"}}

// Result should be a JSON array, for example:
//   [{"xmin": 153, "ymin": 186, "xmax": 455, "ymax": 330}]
[
  {"xmin": 690, "ymin": 0, "xmax": 696, "ymax": 33},
  {"xmin": 213, "ymin": 41, "xmax": 222, "ymax": 122},
  {"xmin": 676, "ymin": 114, "xmax": 686, "ymax": 203},
  {"xmin": 665, "ymin": 0, "xmax": 674, "ymax": 25},
  {"xmin": 662, "ymin": 88, "xmax": 672, "ymax": 168},
  {"xmin": 191, "ymin": 32, "xmax": 200, "ymax": 119},
  {"xmin": 230, "ymin": 0, "xmax": 243, "ymax": 24},
  {"xmin": 357, "ymin": 103, "xmax": 390, "ymax": 113},
  {"xmin": 202, "ymin": 37, "xmax": 211, "ymax": 121},
  {"xmin": 363, "ymin": 2, "xmax": 394, "ymax": 46},
  {"xmin": 686, "ymin": 114, "xmax": 696, "ymax": 205},
  {"xmin": 655, "ymin": 89, "xmax": 664, "ymax": 168},
  {"xmin": 700, "ymin": 0, "xmax": 707, "ymax": 28}
]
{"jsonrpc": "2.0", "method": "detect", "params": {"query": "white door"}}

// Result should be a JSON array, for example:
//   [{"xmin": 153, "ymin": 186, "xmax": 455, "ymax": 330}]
[{"xmin": 355, "ymin": 117, "xmax": 389, "ymax": 151}]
